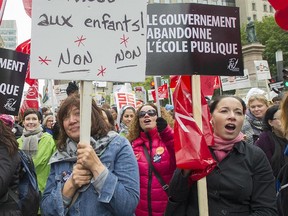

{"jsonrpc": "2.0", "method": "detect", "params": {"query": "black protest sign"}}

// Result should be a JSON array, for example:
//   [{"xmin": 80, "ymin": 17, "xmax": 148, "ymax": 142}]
[
  {"xmin": 0, "ymin": 48, "xmax": 29, "ymax": 115},
  {"xmin": 146, "ymin": 3, "xmax": 244, "ymax": 76}
]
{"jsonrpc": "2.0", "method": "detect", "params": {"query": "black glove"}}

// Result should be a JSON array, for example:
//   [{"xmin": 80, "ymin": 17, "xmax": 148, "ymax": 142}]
[{"xmin": 156, "ymin": 117, "xmax": 167, "ymax": 132}]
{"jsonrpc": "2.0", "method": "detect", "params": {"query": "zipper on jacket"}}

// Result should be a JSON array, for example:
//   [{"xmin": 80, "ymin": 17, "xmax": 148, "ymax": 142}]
[{"xmin": 146, "ymin": 132, "xmax": 153, "ymax": 216}]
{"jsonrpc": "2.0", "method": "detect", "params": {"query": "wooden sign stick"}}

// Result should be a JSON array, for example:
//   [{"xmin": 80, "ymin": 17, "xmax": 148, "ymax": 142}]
[
  {"xmin": 80, "ymin": 81, "xmax": 93, "ymax": 143},
  {"xmin": 192, "ymin": 75, "xmax": 209, "ymax": 216}
]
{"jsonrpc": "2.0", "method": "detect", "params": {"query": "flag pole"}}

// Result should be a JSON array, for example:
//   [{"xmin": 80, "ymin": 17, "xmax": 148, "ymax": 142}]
[
  {"xmin": 192, "ymin": 75, "xmax": 209, "ymax": 216},
  {"xmin": 154, "ymin": 76, "xmax": 161, "ymax": 117}
]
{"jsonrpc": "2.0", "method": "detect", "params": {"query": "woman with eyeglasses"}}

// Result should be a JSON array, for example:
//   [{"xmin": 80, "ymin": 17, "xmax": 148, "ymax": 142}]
[
  {"xmin": 127, "ymin": 103, "xmax": 176, "ymax": 216},
  {"xmin": 255, "ymin": 105, "xmax": 288, "ymax": 178}
]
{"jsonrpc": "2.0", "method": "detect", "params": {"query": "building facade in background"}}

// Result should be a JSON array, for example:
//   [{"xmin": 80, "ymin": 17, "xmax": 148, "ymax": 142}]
[
  {"xmin": 0, "ymin": 20, "xmax": 17, "ymax": 50},
  {"xmin": 235, "ymin": 0, "xmax": 275, "ymax": 26}
]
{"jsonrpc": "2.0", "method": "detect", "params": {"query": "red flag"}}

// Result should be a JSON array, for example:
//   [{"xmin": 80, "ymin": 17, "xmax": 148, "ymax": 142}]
[
  {"xmin": 173, "ymin": 76, "xmax": 216, "ymax": 181},
  {"xmin": 200, "ymin": 76, "xmax": 217, "ymax": 96},
  {"xmin": 22, "ymin": 0, "xmax": 32, "ymax": 17},
  {"xmin": 151, "ymin": 83, "xmax": 168, "ymax": 102},
  {"xmin": 213, "ymin": 76, "xmax": 220, "ymax": 89},
  {"xmin": 0, "ymin": 0, "xmax": 7, "ymax": 25},
  {"xmin": 170, "ymin": 75, "xmax": 179, "ymax": 89},
  {"xmin": 16, "ymin": 39, "xmax": 38, "ymax": 87},
  {"xmin": 20, "ymin": 83, "xmax": 39, "ymax": 114}
]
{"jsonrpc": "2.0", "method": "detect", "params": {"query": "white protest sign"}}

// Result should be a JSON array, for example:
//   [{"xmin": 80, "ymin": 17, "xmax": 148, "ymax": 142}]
[
  {"xmin": 221, "ymin": 69, "xmax": 251, "ymax": 91},
  {"xmin": 254, "ymin": 60, "xmax": 271, "ymax": 81},
  {"xmin": 30, "ymin": 0, "xmax": 147, "ymax": 82}
]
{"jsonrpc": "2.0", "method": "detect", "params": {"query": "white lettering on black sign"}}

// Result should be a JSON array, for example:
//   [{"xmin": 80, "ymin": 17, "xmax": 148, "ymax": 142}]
[{"xmin": 0, "ymin": 58, "xmax": 26, "ymax": 72}]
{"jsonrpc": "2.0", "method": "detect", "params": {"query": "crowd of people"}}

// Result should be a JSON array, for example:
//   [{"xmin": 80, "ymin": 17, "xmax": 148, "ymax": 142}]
[{"xmin": 1, "ymin": 83, "xmax": 288, "ymax": 216}]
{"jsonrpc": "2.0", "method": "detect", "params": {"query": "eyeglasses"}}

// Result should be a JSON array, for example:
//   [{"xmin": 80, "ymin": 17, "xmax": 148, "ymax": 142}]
[{"xmin": 138, "ymin": 109, "xmax": 157, "ymax": 118}]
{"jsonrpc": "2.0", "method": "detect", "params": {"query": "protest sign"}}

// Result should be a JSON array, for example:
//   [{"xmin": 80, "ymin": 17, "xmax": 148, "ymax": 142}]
[
  {"xmin": 221, "ymin": 69, "xmax": 251, "ymax": 91},
  {"xmin": 254, "ymin": 60, "xmax": 271, "ymax": 80},
  {"xmin": 0, "ymin": 48, "xmax": 29, "ymax": 115},
  {"xmin": 146, "ymin": 3, "xmax": 243, "ymax": 76},
  {"xmin": 30, "ymin": 0, "xmax": 147, "ymax": 82},
  {"xmin": 114, "ymin": 92, "xmax": 136, "ymax": 110}
]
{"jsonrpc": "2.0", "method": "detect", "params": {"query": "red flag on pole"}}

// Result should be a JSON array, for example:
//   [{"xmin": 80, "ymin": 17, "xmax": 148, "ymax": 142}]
[
  {"xmin": 16, "ymin": 39, "xmax": 38, "ymax": 87},
  {"xmin": 173, "ymin": 75, "xmax": 216, "ymax": 181},
  {"xmin": 151, "ymin": 83, "xmax": 168, "ymax": 102},
  {"xmin": 20, "ymin": 83, "xmax": 39, "ymax": 114}
]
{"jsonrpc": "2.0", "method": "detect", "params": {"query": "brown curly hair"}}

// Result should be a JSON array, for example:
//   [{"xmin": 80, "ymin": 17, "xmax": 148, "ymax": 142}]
[
  {"xmin": 126, "ymin": 103, "xmax": 174, "ymax": 142},
  {"xmin": 56, "ymin": 95, "xmax": 109, "ymax": 151}
]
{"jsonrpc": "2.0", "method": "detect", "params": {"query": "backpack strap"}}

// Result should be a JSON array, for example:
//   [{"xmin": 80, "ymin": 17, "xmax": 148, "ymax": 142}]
[{"xmin": 142, "ymin": 145, "xmax": 169, "ymax": 195}]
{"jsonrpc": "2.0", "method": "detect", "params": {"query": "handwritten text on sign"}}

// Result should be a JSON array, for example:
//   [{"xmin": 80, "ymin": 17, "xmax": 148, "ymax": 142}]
[{"xmin": 30, "ymin": 0, "xmax": 147, "ymax": 82}]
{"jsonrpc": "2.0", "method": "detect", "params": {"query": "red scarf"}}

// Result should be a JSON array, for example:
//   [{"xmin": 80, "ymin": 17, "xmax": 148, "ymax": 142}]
[{"xmin": 211, "ymin": 132, "xmax": 245, "ymax": 162}]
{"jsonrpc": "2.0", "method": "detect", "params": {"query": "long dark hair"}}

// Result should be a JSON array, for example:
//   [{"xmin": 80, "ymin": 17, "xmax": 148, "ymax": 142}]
[
  {"xmin": 0, "ymin": 120, "xmax": 19, "ymax": 156},
  {"xmin": 263, "ymin": 105, "xmax": 280, "ymax": 131},
  {"xmin": 56, "ymin": 95, "xmax": 109, "ymax": 151}
]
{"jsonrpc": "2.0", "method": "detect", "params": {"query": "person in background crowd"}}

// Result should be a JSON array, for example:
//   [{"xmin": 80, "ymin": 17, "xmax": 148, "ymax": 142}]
[
  {"xmin": 165, "ymin": 104, "xmax": 174, "ymax": 119},
  {"xmin": 13, "ymin": 114, "xmax": 24, "ymax": 139},
  {"xmin": 42, "ymin": 114, "xmax": 54, "ymax": 135},
  {"xmin": 41, "ymin": 107, "xmax": 51, "ymax": 119},
  {"xmin": 127, "ymin": 103, "xmax": 176, "ymax": 216},
  {"xmin": 66, "ymin": 81, "xmax": 79, "ymax": 96},
  {"xmin": 255, "ymin": 105, "xmax": 288, "ymax": 178},
  {"xmin": 101, "ymin": 108, "xmax": 116, "ymax": 131},
  {"xmin": 0, "ymin": 114, "xmax": 14, "ymax": 130},
  {"xmin": 272, "ymin": 95, "xmax": 283, "ymax": 105},
  {"xmin": 0, "ymin": 119, "xmax": 21, "ymax": 215},
  {"xmin": 165, "ymin": 95, "xmax": 278, "ymax": 216},
  {"xmin": 118, "ymin": 105, "xmax": 136, "ymax": 137},
  {"xmin": 277, "ymin": 93, "xmax": 288, "ymax": 216},
  {"xmin": 17, "ymin": 108, "xmax": 56, "ymax": 194},
  {"xmin": 110, "ymin": 105, "xmax": 119, "ymax": 132},
  {"xmin": 41, "ymin": 95, "xmax": 140, "ymax": 215},
  {"xmin": 101, "ymin": 102, "xmax": 111, "ymax": 110},
  {"xmin": 241, "ymin": 94, "xmax": 269, "ymax": 144}
]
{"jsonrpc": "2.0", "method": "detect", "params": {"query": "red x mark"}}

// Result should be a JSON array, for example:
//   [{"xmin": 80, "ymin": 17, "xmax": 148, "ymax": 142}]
[
  {"xmin": 74, "ymin": 35, "xmax": 86, "ymax": 47},
  {"xmin": 97, "ymin": 66, "xmax": 106, "ymax": 76},
  {"xmin": 120, "ymin": 34, "xmax": 129, "ymax": 48},
  {"xmin": 38, "ymin": 56, "xmax": 51, "ymax": 65}
]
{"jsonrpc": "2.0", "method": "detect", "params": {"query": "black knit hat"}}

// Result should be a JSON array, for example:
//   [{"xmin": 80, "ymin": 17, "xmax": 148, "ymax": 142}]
[{"xmin": 66, "ymin": 81, "xmax": 79, "ymax": 96}]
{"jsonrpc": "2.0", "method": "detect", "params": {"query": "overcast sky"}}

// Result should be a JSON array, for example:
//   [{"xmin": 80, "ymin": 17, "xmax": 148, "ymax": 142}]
[{"xmin": 3, "ymin": 0, "xmax": 31, "ymax": 45}]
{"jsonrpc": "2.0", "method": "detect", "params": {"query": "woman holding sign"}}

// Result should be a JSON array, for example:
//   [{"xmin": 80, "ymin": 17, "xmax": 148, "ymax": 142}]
[
  {"xmin": 165, "ymin": 96, "xmax": 277, "ymax": 216},
  {"xmin": 41, "ymin": 95, "xmax": 140, "ymax": 216}
]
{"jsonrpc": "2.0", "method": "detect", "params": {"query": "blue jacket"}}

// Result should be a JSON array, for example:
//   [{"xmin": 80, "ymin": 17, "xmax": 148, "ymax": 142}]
[{"xmin": 40, "ymin": 135, "xmax": 140, "ymax": 216}]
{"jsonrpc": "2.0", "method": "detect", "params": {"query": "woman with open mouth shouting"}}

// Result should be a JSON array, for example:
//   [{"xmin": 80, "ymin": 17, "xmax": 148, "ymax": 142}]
[
  {"xmin": 127, "ymin": 103, "xmax": 175, "ymax": 216},
  {"xmin": 165, "ymin": 95, "xmax": 277, "ymax": 216}
]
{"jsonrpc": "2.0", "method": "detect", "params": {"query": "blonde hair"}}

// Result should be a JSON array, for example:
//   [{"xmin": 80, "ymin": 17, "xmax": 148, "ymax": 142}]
[
  {"xmin": 281, "ymin": 94, "xmax": 288, "ymax": 137},
  {"xmin": 247, "ymin": 94, "xmax": 269, "ymax": 108}
]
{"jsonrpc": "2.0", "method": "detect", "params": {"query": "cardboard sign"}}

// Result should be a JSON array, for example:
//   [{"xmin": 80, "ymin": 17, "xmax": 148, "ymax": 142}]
[
  {"xmin": 115, "ymin": 92, "xmax": 136, "ymax": 110},
  {"xmin": 254, "ymin": 60, "xmax": 271, "ymax": 81},
  {"xmin": 221, "ymin": 69, "xmax": 251, "ymax": 91},
  {"xmin": 146, "ymin": 3, "xmax": 243, "ymax": 76},
  {"xmin": 30, "ymin": 0, "xmax": 147, "ymax": 82},
  {"xmin": 0, "ymin": 48, "xmax": 29, "ymax": 115}
]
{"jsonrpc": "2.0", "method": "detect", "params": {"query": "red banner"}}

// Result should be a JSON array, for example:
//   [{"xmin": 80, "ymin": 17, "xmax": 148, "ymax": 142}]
[
  {"xmin": 173, "ymin": 76, "xmax": 216, "ymax": 181},
  {"xmin": 151, "ymin": 83, "xmax": 168, "ymax": 101},
  {"xmin": 20, "ymin": 83, "xmax": 39, "ymax": 114},
  {"xmin": 16, "ymin": 39, "xmax": 38, "ymax": 87}
]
